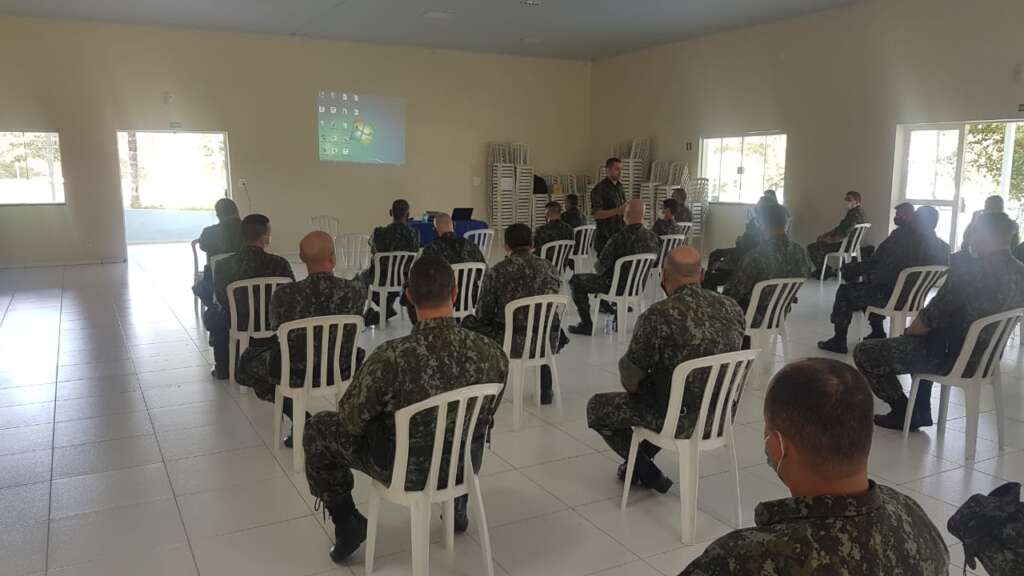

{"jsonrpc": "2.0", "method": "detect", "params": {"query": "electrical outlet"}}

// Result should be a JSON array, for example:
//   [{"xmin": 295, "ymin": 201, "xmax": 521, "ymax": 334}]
[
  {"xmin": 239, "ymin": 178, "xmax": 248, "ymax": 189},
  {"xmin": 1019, "ymin": 104, "xmax": 1024, "ymax": 113}
]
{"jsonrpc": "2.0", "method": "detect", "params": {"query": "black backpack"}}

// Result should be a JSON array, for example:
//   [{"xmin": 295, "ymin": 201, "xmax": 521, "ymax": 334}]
[{"xmin": 948, "ymin": 481, "xmax": 1024, "ymax": 576}]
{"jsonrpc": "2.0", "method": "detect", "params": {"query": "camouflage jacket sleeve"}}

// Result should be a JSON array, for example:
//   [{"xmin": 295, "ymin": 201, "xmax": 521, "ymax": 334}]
[
  {"xmin": 348, "ymin": 280, "xmax": 369, "ymax": 315},
  {"xmin": 677, "ymin": 534, "xmax": 748, "ymax": 575},
  {"xmin": 917, "ymin": 266, "xmax": 965, "ymax": 331},
  {"xmin": 620, "ymin": 309, "xmax": 661, "ymax": 392},
  {"xmin": 723, "ymin": 252, "xmax": 758, "ymax": 305},
  {"xmin": 469, "ymin": 268, "xmax": 500, "ymax": 332},
  {"xmin": 270, "ymin": 286, "xmax": 289, "ymax": 331},
  {"xmin": 370, "ymin": 226, "xmax": 385, "ymax": 254},
  {"xmin": 832, "ymin": 207, "xmax": 865, "ymax": 238},
  {"xmin": 595, "ymin": 235, "xmax": 619, "ymax": 276},
  {"xmin": 466, "ymin": 241, "xmax": 486, "ymax": 263},
  {"xmin": 277, "ymin": 257, "xmax": 295, "ymax": 280},
  {"xmin": 337, "ymin": 345, "xmax": 395, "ymax": 437},
  {"xmin": 213, "ymin": 257, "xmax": 235, "ymax": 306}
]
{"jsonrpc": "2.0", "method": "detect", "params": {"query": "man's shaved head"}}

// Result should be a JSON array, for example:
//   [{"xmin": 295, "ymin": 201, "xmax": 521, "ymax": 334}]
[
  {"xmin": 299, "ymin": 231, "xmax": 335, "ymax": 272},
  {"xmin": 663, "ymin": 246, "xmax": 702, "ymax": 284},
  {"xmin": 624, "ymin": 199, "xmax": 645, "ymax": 224},
  {"xmin": 434, "ymin": 213, "xmax": 454, "ymax": 234}
]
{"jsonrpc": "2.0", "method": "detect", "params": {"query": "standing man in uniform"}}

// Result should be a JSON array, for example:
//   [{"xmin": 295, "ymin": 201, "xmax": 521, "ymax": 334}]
[
  {"xmin": 807, "ymin": 190, "xmax": 866, "ymax": 276},
  {"xmin": 591, "ymin": 157, "xmax": 627, "ymax": 254},
  {"xmin": 587, "ymin": 246, "xmax": 745, "ymax": 491},
  {"xmin": 463, "ymin": 224, "xmax": 563, "ymax": 404},
  {"xmin": 680, "ymin": 359, "xmax": 948, "ymax": 575},
  {"xmin": 400, "ymin": 213, "xmax": 484, "ymax": 322},
  {"xmin": 361, "ymin": 199, "xmax": 420, "ymax": 325},
  {"xmin": 533, "ymin": 201, "xmax": 575, "ymax": 258},
  {"xmin": 652, "ymin": 198, "xmax": 685, "ymax": 237},
  {"xmin": 854, "ymin": 212, "xmax": 1024, "ymax": 430},
  {"xmin": 206, "ymin": 214, "xmax": 294, "ymax": 380},
  {"xmin": 562, "ymin": 194, "xmax": 584, "ymax": 229},
  {"xmin": 568, "ymin": 200, "xmax": 660, "ymax": 335},
  {"xmin": 303, "ymin": 255, "xmax": 508, "ymax": 563}
]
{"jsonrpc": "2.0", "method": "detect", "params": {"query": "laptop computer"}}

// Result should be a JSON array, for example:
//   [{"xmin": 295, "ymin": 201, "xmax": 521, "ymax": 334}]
[{"xmin": 451, "ymin": 207, "xmax": 474, "ymax": 221}]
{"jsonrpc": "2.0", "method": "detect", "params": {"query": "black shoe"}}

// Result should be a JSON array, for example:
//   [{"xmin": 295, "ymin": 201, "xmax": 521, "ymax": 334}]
[
  {"xmin": 283, "ymin": 433, "xmax": 293, "ymax": 449},
  {"xmin": 874, "ymin": 408, "xmax": 930, "ymax": 431},
  {"xmin": 327, "ymin": 503, "xmax": 368, "ymax": 564},
  {"xmin": 540, "ymin": 368, "xmax": 553, "ymax": 405},
  {"xmin": 863, "ymin": 330, "xmax": 887, "ymax": 340},
  {"xmin": 616, "ymin": 462, "xmax": 641, "ymax": 486},
  {"xmin": 453, "ymin": 495, "xmax": 469, "ymax": 533},
  {"xmin": 211, "ymin": 367, "xmax": 229, "ymax": 381},
  {"xmin": 568, "ymin": 322, "xmax": 593, "ymax": 335},
  {"xmin": 817, "ymin": 337, "xmax": 848, "ymax": 354},
  {"xmin": 636, "ymin": 459, "xmax": 673, "ymax": 494},
  {"xmin": 363, "ymin": 310, "xmax": 380, "ymax": 327},
  {"xmin": 558, "ymin": 330, "xmax": 570, "ymax": 351}
]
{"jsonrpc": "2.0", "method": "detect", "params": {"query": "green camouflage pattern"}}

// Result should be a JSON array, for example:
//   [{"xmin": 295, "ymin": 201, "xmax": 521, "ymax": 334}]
[
  {"xmin": 651, "ymin": 219, "xmax": 684, "ymax": 237},
  {"xmin": 213, "ymin": 245, "xmax": 295, "ymax": 316},
  {"xmin": 421, "ymin": 232, "xmax": 485, "ymax": 264},
  {"xmin": 304, "ymin": 317, "xmax": 508, "ymax": 507},
  {"xmin": 562, "ymin": 207, "xmax": 584, "ymax": 229},
  {"xmin": 198, "ymin": 218, "xmax": 242, "ymax": 257},
  {"xmin": 681, "ymin": 482, "xmax": 949, "ymax": 575},
  {"xmin": 949, "ymin": 482, "xmax": 1024, "ymax": 576},
  {"xmin": 723, "ymin": 234, "xmax": 812, "ymax": 315},
  {"xmin": 807, "ymin": 206, "xmax": 867, "ymax": 270},
  {"xmin": 533, "ymin": 220, "xmax": 575, "ymax": 255},
  {"xmin": 590, "ymin": 177, "xmax": 626, "ymax": 253},
  {"xmin": 569, "ymin": 223, "xmax": 660, "ymax": 324},
  {"xmin": 360, "ymin": 221, "xmax": 421, "ymax": 286}
]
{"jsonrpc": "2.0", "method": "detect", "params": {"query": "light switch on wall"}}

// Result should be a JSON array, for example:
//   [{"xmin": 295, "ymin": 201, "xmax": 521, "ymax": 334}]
[{"xmin": 472, "ymin": 176, "xmax": 481, "ymax": 187}]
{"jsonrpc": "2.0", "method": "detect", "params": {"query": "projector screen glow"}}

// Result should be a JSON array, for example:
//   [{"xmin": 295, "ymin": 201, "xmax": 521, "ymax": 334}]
[{"xmin": 317, "ymin": 91, "xmax": 406, "ymax": 165}]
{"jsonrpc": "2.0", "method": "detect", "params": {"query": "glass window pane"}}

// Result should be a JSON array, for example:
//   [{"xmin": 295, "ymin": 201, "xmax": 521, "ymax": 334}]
[
  {"xmin": 740, "ymin": 135, "xmax": 767, "ymax": 204},
  {"xmin": 702, "ymin": 138, "xmax": 723, "ymax": 201},
  {"xmin": 0, "ymin": 131, "xmax": 65, "ymax": 204},
  {"xmin": 905, "ymin": 129, "xmax": 959, "ymax": 201},
  {"xmin": 717, "ymin": 137, "xmax": 743, "ymax": 202},
  {"xmin": 701, "ymin": 134, "xmax": 786, "ymax": 204},
  {"xmin": 764, "ymin": 134, "xmax": 787, "ymax": 204}
]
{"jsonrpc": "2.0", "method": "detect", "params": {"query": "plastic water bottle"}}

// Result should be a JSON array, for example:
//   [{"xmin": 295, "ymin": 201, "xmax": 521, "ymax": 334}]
[{"xmin": 605, "ymin": 316, "xmax": 615, "ymax": 335}]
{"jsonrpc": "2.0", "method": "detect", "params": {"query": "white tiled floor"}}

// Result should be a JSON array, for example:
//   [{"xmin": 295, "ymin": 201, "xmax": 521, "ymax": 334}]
[{"xmin": 0, "ymin": 243, "xmax": 1016, "ymax": 575}]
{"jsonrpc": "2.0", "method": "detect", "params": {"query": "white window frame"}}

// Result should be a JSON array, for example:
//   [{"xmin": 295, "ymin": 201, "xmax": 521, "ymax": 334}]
[
  {"xmin": 698, "ymin": 131, "xmax": 787, "ymax": 205},
  {"xmin": 0, "ymin": 130, "xmax": 66, "ymax": 206}
]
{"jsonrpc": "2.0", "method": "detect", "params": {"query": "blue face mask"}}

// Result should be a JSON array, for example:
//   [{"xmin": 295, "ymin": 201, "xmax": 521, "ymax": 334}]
[{"xmin": 764, "ymin": 431, "xmax": 786, "ymax": 481}]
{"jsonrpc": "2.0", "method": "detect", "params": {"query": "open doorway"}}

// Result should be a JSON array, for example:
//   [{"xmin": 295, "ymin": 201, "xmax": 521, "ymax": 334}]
[{"xmin": 117, "ymin": 131, "xmax": 230, "ymax": 244}]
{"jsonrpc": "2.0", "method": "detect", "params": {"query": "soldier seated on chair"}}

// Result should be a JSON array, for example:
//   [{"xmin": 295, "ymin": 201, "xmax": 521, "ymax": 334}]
[
  {"xmin": 652, "ymin": 198, "xmax": 685, "ymax": 237},
  {"xmin": 303, "ymin": 255, "xmax": 508, "ymax": 564},
  {"xmin": 568, "ymin": 199, "xmax": 660, "ymax": 335},
  {"xmin": 818, "ymin": 204, "xmax": 950, "ymax": 354},
  {"xmin": 586, "ymin": 246, "xmax": 744, "ymax": 493},
  {"xmin": 204, "ymin": 214, "xmax": 294, "ymax": 380},
  {"xmin": 806, "ymin": 190, "xmax": 866, "ymax": 278},
  {"xmin": 400, "ymin": 213, "xmax": 485, "ymax": 323},
  {"xmin": 533, "ymin": 201, "xmax": 575, "ymax": 259},
  {"xmin": 722, "ymin": 202, "xmax": 812, "ymax": 322},
  {"xmin": 670, "ymin": 188, "xmax": 694, "ymax": 223},
  {"xmin": 463, "ymin": 223, "xmax": 564, "ymax": 405},
  {"xmin": 360, "ymin": 198, "xmax": 420, "ymax": 326},
  {"xmin": 854, "ymin": 212, "xmax": 1024, "ymax": 432},
  {"xmin": 562, "ymin": 193, "xmax": 584, "ymax": 229},
  {"xmin": 680, "ymin": 358, "xmax": 948, "ymax": 576},
  {"xmin": 193, "ymin": 197, "xmax": 242, "ymax": 307},
  {"xmin": 236, "ymin": 231, "xmax": 366, "ymax": 445}
]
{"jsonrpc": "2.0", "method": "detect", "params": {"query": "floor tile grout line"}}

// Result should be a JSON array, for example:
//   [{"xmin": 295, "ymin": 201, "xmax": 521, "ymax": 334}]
[{"xmin": 42, "ymin": 265, "xmax": 66, "ymax": 575}]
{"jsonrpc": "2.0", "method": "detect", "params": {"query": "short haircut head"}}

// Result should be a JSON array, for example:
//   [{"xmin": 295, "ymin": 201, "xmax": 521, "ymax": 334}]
[
  {"xmin": 391, "ymin": 199, "xmax": 410, "ymax": 221},
  {"xmin": 566, "ymin": 193, "xmax": 579, "ymax": 207},
  {"xmin": 240, "ymin": 214, "xmax": 270, "ymax": 243},
  {"xmin": 914, "ymin": 205, "xmax": 940, "ymax": 231},
  {"xmin": 407, "ymin": 255, "xmax": 455, "ymax": 308},
  {"xmin": 504, "ymin": 223, "xmax": 532, "ymax": 250},
  {"xmin": 985, "ymin": 195, "xmax": 1005, "ymax": 212},
  {"xmin": 974, "ymin": 211, "xmax": 1015, "ymax": 248},
  {"xmin": 763, "ymin": 189, "xmax": 778, "ymax": 201},
  {"xmin": 433, "ymin": 213, "xmax": 453, "ymax": 233},
  {"xmin": 894, "ymin": 202, "xmax": 915, "ymax": 216},
  {"xmin": 299, "ymin": 231, "xmax": 335, "ymax": 265},
  {"xmin": 764, "ymin": 358, "xmax": 874, "ymax": 479},
  {"xmin": 761, "ymin": 203, "xmax": 789, "ymax": 231},
  {"xmin": 545, "ymin": 201, "xmax": 563, "ymax": 216},
  {"xmin": 845, "ymin": 190, "xmax": 862, "ymax": 203},
  {"xmin": 214, "ymin": 198, "xmax": 239, "ymax": 220},
  {"xmin": 662, "ymin": 198, "xmax": 679, "ymax": 216},
  {"xmin": 605, "ymin": 157, "xmax": 622, "ymax": 169}
]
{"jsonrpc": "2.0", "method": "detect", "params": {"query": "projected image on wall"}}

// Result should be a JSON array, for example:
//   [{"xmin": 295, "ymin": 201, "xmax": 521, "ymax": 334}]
[{"xmin": 317, "ymin": 91, "xmax": 405, "ymax": 165}]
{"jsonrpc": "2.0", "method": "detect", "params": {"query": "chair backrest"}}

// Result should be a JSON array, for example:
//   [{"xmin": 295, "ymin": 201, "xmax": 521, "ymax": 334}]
[
  {"xmin": 278, "ymin": 314, "xmax": 364, "ymax": 393},
  {"xmin": 451, "ymin": 262, "xmax": 488, "ymax": 320},
  {"xmin": 465, "ymin": 229, "xmax": 495, "ymax": 259},
  {"xmin": 338, "ymin": 233, "xmax": 371, "ymax": 270},
  {"xmin": 539, "ymin": 240, "xmax": 575, "ymax": 272},
  {"xmin": 658, "ymin": 349, "xmax": 760, "ymax": 442},
  {"xmin": 746, "ymin": 278, "xmax": 806, "ymax": 332},
  {"xmin": 371, "ymin": 251, "xmax": 418, "ymax": 290},
  {"xmin": 608, "ymin": 253, "xmax": 657, "ymax": 298},
  {"xmin": 572, "ymin": 225, "xmax": 597, "ymax": 257},
  {"xmin": 226, "ymin": 277, "xmax": 293, "ymax": 338},
  {"xmin": 387, "ymin": 383, "xmax": 504, "ymax": 498},
  {"xmin": 946, "ymin": 308, "xmax": 1024, "ymax": 381},
  {"xmin": 208, "ymin": 253, "xmax": 234, "ymax": 301},
  {"xmin": 502, "ymin": 295, "xmax": 569, "ymax": 361},
  {"xmin": 881, "ymin": 265, "xmax": 948, "ymax": 313},
  {"xmin": 838, "ymin": 223, "xmax": 872, "ymax": 257},
  {"xmin": 190, "ymin": 239, "xmax": 202, "ymax": 280},
  {"xmin": 656, "ymin": 234, "xmax": 688, "ymax": 267},
  {"xmin": 677, "ymin": 222, "xmax": 693, "ymax": 238},
  {"xmin": 311, "ymin": 215, "xmax": 340, "ymax": 239}
]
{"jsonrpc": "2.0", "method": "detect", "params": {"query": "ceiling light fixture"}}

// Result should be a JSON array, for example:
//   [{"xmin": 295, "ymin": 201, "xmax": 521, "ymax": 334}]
[{"xmin": 522, "ymin": 0, "xmax": 543, "ymax": 6}]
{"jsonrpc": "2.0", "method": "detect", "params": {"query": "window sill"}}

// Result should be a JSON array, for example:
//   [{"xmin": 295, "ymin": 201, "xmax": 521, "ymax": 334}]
[{"xmin": 0, "ymin": 203, "xmax": 68, "ymax": 207}]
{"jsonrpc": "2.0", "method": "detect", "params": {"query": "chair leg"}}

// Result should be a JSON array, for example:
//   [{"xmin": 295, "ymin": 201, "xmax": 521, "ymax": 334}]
[
  {"xmin": 292, "ymin": 394, "xmax": 307, "ymax": 473},
  {"xmin": 937, "ymin": 386, "xmax": 950, "ymax": 433},
  {"xmin": 272, "ymin": 391, "xmax": 285, "ymax": 452},
  {"xmin": 534, "ymin": 365, "xmax": 542, "ymax": 408},
  {"xmin": 819, "ymin": 257, "xmax": 828, "ymax": 282},
  {"xmin": 590, "ymin": 298, "xmax": 600, "ymax": 336},
  {"xmin": 678, "ymin": 443, "xmax": 699, "ymax": 544},
  {"xmin": 729, "ymin": 428, "xmax": 743, "ymax": 528},
  {"xmin": 443, "ymin": 499, "xmax": 455, "ymax": 553},
  {"xmin": 616, "ymin": 301, "xmax": 627, "ymax": 344},
  {"xmin": 993, "ymin": 371, "xmax": 1007, "ymax": 451},
  {"xmin": 548, "ymin": 358, "xmax": 563, "ymax": 413},
  {"xmin": 964, "ymin": 385, "xmax": 981, "ymax": 462},
  {"xmin": 511, "ymin": 363, "xmax": 523, "ymax": 431},
  {"xmin": 365, "ymin": 488, "xmax": 381, "ymax": 574},
  {"xmin": 620, "ymin": 432, "xmax": 641, "ymax": 511},
  {"xmin": 891, "ymin": 313, "xmax": 906, "ymax": 337},
  {"xmin": 409, "ymin": 500, "xmax": 431, "ymax": 576},
  {"xmin": 471, "ymin": 475, "xmax": 496, "ymax": 576},
  {"xmin": 903, "ymin": 377, "xmax": 921, "ymax": 439}
]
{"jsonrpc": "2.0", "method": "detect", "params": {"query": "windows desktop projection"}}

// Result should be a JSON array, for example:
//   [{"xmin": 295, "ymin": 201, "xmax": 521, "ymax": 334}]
[{"xmin": 317, "ymin": 91, "xmax": 406, "ymax": 165}]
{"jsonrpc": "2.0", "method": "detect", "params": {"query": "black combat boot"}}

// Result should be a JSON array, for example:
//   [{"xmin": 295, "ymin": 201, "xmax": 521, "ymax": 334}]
[
  {"xmin": 864, "ymin": 317, "xmax": 887, "ymax": 340},
  {"xmin": 453, "ymin": 495, "xmax": 469, "ymax": 533},
  {"xmin": 540, "ymin": 366, "xmax": 553, "ymax": 405},
  {"xmin": 326, "ymin": 495, "xmax": 368, "ymax": 564},
  {"xmin": 873, "ymin": 397, "xmax": 909, "ymax": 431},
  {"xmin": 817, "ymin": 324, "xmax": 849, "ymax": 354}
]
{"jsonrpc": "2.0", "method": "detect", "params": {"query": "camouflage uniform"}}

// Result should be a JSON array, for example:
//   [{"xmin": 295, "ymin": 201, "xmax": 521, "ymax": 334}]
[
  {"xmin": 205, "ymin": 245, "xmax": 295, "ymax": 374},
  {"xmin": 236, "ymin": 272, "xmax": 367, "ymax": 401},
  {"xmin": 651, "ymin": 219, "xmax": 684, "ymax": 237},
  {"xmin": 359, "ymin": 221, "xmax": 420, "ymax": 316},
  {"xmin": 590, "ymin": 178, "xmax": 626, "ymax": 253},
  {"xmin": 569, "ymin": 223, "xmax": 660, "ymax": 326},
  {"xmin": 533, "ymin": 220, "xmax": 575, "ymax": 257},
  {"xmin": 949, "ymin": 481, "xmax": 1024, "ymax": 576},
  {"xmin": 807, "ymin": 205, "xmax": 866, "ymax": 271},
  {"xmin": 562, "ymin": 207, "xmax": 584, "ymax": 229},
  {"xmin": 671, "ymin": 190, "xmax": 693, "ymax": 223},
  {"xmin": 462, "ymin": 247, "xmax": 561, "ymax": 358},
  {"xmin": 587, "ymin": 284, "xmax": 744, "ymax": 458},
  {"xmin": 194, "ymin": 217, "xmax": 242, "ymax": 307},
  {"xmin": 400, "ymin": 231, "xmax": 485, "ymax": 322},
  {"xmin": 853, "ymin": 251, "xmax": 1024, "ymax": 410},
  {"xmin": 680, "ymin": 481, "xmax": 949, "ymax": 575},
  {"xmin": 303, "ymin": 317, "xmax": 508, "ymax": 508},
  {"xmin": 723, "ymin": 234, "xmax": 812, "ymax": 319}
]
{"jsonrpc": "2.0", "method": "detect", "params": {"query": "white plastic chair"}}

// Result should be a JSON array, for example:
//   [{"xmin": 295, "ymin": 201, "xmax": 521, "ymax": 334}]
[
  {"xmin": 465, "ymin": 229, "xmax": 495, "ymax": 261},
  {"xmin": 311, "ymin": 215, "xmax": 340, "ymax": 239},
  {"xmin": 451, "ymin": 262, "xmax": 488, "ymax": 320},
  {"xmin": 365, "ymin": 383, "xmax": 503, "ymax": 576},
  {"xmin": 338, "ymin": 233, "xmax": 371, "ymax": 271},
  {"xmin": 820, "ymin": 223, "xmax": 871, "ymax": 282},
  {"xmin": 570, "ymin": 225, "xmax": 597, "ymax": 272},
  {"xmin": 366, "ymin": 252, "xmax": 418, "ymax": 325},
  {"xmin": 208, "ymin": 253, "xmax": 233, "ymax": 305},
  {"xmin": 904, "ymin": 308, "xmax": 1024, "ymax": 461},
  {"xmin": 191, "ymin": 239, "xmax": 203, "ymax": 318},
  {"xmin": 226, "ymin": 277, "xmax": 293, "ymax": 390},
  {"xmin": 274, "ymin": 314, "xmax": 364, "ymax": 472},
  {"xmin": 503, "ymin": 295, "xmax": 569, "ymax": 429},
  {"xmin": 653, "ymin": 234, "xmax": 689, "ymax": 279},
  {"xmin": 591, "ymin": 253, "xmax": 658, "ymax": 342},
  {"xmin": 539, "ymin": 240, "xmax": 574, "ymax": 274},
  {"xmin": 857, "ymin": 265, "xmax": 948, "ymax": 338},
  {"xmin": 677, "ymin": 222, "xmax": 693, "ymax": 238},
  {"xmin": 744, "ymin": 278, "xmax": 805, "ymax": 387},
  {"xmin": 621, "ymin": 349, "xmax": 760, "ymax": 544}
]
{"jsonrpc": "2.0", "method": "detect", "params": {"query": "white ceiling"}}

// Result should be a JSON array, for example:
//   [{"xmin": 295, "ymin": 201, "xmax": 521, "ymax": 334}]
[{"xmin": 0, "ymin": 0, "xmax": 858, "ymax": 60}]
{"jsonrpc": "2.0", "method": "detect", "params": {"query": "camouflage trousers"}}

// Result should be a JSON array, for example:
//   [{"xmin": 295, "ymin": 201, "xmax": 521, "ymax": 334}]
[
  {"xmin": 569, "ymin": 273, "xmax": 611, "ymax": 325},
  {"xmin": 831, "ymin": 282, "xmax": 890, "ymax": 328},
  {"xmin": 586, "ymin": 392, "xmax": 695, "ymax": 460},
  {"xmin": 303, "ymin": 412, "xmax": 391, "ymax": 509},
  {"xmin": 807, "ymin": 240, "xmax": 843, "ymax": 272},
  {"xmin": 853, "ymin": 336, "xmax": 950, "ymax": 410}
]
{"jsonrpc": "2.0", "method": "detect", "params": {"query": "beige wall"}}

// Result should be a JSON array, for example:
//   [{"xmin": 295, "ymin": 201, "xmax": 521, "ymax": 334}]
[
  {"xmin": 0, "ymin": 16, "xmax": 592, "ymax": 267},
  {"xmin": 590, "ymin": 0, "xmax": 1024, "ymax": 248}
]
